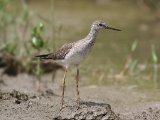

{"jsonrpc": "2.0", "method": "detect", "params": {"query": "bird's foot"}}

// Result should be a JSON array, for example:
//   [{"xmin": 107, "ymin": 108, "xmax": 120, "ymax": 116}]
[
  {"xmin": 75, "ymin": 105, "xmax": 80, "ymax": 110},
  {"xmin": 60, "ymin": 99, "xmax": 65, "ymax": 111},
  {"xmin": 76, "ymin": 99, "xmax": 80, "ymax": 110},
  {"xmin": 60, "ymin": 104, "xmax": 66, "ymax": 112}
]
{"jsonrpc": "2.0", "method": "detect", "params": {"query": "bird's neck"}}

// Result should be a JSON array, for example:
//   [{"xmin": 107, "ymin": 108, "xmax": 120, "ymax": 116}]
[{"xmin": 86, "ymin": 28, "xmax": 98, "ymax": 43}]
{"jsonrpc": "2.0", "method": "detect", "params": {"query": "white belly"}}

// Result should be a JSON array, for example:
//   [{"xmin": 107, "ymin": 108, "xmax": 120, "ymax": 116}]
[
  {"xmin": 65, "ymin": 43, "xmax": 91, "ymax": 66},
  {"xmin": 65, "ymin": 51, "xmax": 87, "ymax": 66}
]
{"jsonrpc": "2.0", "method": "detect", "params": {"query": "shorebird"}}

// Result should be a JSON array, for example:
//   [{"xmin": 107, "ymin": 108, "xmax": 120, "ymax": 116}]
[{"xmin": 35, "ymin": 20, "xmax": 121, "ymax": 109}]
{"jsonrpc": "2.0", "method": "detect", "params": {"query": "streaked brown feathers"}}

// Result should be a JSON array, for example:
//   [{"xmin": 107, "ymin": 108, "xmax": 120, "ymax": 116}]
[{"xmin": 35, "ymin": 43, "xmax": 74, "ymax": 60}]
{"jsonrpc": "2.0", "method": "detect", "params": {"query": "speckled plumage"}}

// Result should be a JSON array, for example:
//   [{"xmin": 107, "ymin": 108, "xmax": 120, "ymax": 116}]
[
  {"xmin": 36, "ymin": 20, "xmax": 111, "ymax": 68},
  {"xmin": 36, "ymin": 43, "xmax": 74, "ymax": 60},
  {"xmin": 35, "ymin": 20, "xmax": 121, "ymax": 109}
]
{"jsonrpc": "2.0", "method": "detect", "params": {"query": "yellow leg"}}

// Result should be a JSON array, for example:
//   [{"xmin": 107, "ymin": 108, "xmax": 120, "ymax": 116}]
[
  {"xmin": 76, "ymin": 68, "xmax": 80, "ymax": 107},
  {"xmin": 60, "ymin": 69, "xmax": 67, "ymax": 110}
]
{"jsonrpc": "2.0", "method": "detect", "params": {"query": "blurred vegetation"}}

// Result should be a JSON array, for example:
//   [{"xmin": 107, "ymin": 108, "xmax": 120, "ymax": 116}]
[
  {"xmin": 0, "ymin": 0, "xmax": 62, "ymax": 76},
  {"xmin": 0, "ymin": 0, "xmax": 159, "ymax": 89}
]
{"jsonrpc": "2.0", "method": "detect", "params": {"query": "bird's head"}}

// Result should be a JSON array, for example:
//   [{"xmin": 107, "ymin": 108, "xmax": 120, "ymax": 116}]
[{"xmin": 91, "ymin": 20, "xmax": 121, "ymax": 31}]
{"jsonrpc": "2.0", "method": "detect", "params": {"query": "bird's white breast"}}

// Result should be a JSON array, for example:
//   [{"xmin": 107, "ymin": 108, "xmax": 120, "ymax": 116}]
[{"xmin": 65, "ymin": 40, "xmax": 92, "ymax": 66}]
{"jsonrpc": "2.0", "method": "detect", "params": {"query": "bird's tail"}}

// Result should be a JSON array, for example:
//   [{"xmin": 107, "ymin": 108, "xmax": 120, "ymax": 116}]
[{"xmin": 35, "ymin": 53, "xmax": 51, "ymax": 60}]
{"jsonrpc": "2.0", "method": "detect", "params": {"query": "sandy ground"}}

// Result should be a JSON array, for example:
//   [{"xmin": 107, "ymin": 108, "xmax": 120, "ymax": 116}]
[{"xmin": 0, "ymin": 73, "xmax": 160, "ymax": 120}]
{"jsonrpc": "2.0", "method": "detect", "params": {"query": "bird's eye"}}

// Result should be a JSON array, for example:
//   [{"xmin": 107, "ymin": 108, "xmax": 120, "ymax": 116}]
[{"xmin": 99, "ymin": 24, "xmax": 103, "ymax": 26}]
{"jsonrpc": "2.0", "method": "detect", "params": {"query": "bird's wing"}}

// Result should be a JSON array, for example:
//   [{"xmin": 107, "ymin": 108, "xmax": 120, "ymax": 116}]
[{"xmin": 35, "ymin": 42, "xmax": 74, "ymax": 60}]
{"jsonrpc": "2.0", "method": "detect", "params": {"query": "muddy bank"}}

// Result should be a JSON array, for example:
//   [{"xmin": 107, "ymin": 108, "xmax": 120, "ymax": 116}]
[
  {"xmin": 0, "ymin": 90, "xmax": 120, "ymax": 120},
  {"xmin": 0, "ymin": 73, "xmax": 160, "ymax": 120}
]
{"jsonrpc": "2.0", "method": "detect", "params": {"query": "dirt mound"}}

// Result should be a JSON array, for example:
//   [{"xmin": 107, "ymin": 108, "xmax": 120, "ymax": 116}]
[
  {"xmin": 0, "ymin": 90, "xmax": 120, "ymax": 120},
  {"xmin": 55, "ymin": 102, "xmax": 120, "ymax": 120},
  {"xmin": 0, "ymin": 90, "xmax": 29, "ymax": 104}
]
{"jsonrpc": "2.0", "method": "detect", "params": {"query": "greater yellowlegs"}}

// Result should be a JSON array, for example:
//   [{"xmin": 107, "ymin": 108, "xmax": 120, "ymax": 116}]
[{"xmin": 36, "ymin": 20, "xmax": 121, "ymax": 109}]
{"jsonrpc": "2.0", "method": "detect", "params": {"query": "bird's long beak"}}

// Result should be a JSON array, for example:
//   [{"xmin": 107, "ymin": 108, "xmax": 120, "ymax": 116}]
[{"xmin": 106, "ymin": 26, "xmax": 121, "ymax": 31}]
